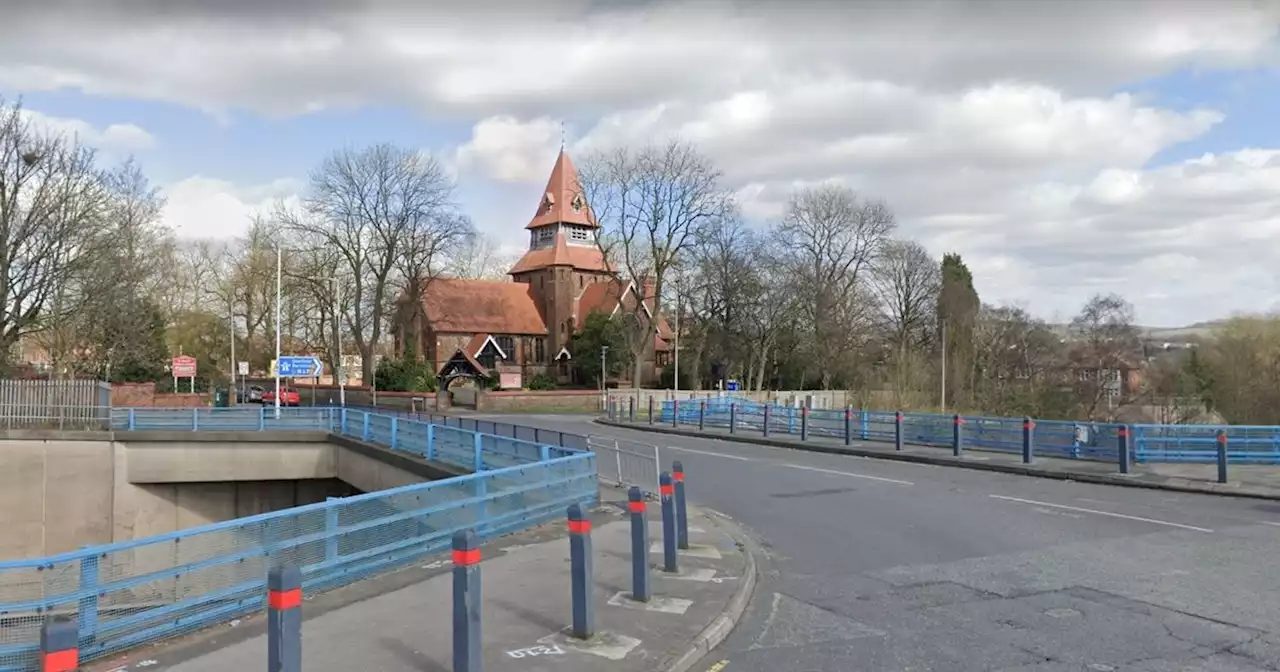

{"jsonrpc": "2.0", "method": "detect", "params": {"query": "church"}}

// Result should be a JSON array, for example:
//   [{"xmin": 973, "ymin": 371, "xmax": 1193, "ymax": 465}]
[{"xmin": 390, "ymin": 150, "xmax": 675, "ymax": 387}]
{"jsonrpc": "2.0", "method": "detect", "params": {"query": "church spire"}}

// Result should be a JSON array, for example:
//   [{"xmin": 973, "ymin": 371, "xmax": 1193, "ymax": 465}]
[{"xmin": 525, "ymin": 149, "xmax": 598, "ymax": 230}]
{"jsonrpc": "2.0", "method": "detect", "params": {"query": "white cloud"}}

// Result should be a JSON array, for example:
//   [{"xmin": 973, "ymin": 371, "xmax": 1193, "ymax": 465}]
[
  {"xmin": 159, "ymin": 176, "xmax": 301, "ymax": 239},
  {"xmin": 20, "ymin": 109, "xmax": 155, "ymax": 153},
  {"xmin": 453, "ymin": 116, "xmax": 563, "ymax": 183}
]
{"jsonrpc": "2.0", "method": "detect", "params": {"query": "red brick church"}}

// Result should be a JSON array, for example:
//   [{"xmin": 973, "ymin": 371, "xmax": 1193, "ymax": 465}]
[{"xmin": 391, "ymin": 150, "xmax": 674, "ymax": 388}]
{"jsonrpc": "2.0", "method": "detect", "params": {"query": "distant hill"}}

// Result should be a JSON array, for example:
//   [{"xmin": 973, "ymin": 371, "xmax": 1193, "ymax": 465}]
[{"xmin": 1046, "ymin": 320, "xmax": 1229, "ymax": 342}]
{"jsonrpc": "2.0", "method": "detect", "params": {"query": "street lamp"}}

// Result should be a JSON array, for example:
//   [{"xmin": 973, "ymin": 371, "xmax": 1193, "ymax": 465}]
[
  {"xmin": 600, "ymin": 345, "xmax": 608, "ymax": 411},
  {"xmin": 275, "ymin": 246, "xmax": 282, "ymax": 419}
]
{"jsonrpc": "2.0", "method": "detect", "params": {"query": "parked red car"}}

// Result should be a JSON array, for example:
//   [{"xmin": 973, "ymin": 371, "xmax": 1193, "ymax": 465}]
[{"xmin": 261, "ymin": 387, "xmax": 301, "ymax": 407}]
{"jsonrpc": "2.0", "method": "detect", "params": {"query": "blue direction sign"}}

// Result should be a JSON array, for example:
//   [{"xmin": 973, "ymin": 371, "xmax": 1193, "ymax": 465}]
[{"xmin": 277, "ymin": 356, "xmax": 324, "ymax": 378}]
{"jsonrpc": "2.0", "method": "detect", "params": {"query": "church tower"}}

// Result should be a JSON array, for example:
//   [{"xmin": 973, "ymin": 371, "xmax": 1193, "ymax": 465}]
[{"xmin": 509, "ymin": 150, "xmax": 613, "ymax": 358}]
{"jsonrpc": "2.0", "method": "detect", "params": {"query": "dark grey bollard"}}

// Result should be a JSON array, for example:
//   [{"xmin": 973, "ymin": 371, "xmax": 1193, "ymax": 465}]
[
  {"xmin": 952, "ymin": 414, "xmax": 964, "ymax": 457},
  {"xmin": 729, "ymin": 402, "xmax": 737, "ymax": 434},
  {"xmin": 844, "ymin": 407, "xmax": 852, "ymax": 445},
  {"xmin": 1022, "ymin": 417, "xmax": 1035, "ymax": 464},
  {"xmin": 800, "ymin": 406, "xmax": 809, "ymax": 441},
  {"xmin": 567, "ymin": 504, "xmax": 594, "ymax": 639},
  {"xmin": 698, "ymin": 400, "xmax": 706, "ymax": 431},
  {"xmin": 648, "ymin": 397, "xmax": 655, "ymax": 425},
  {"xmin": 452, "ymin": 530, "xmax": 482, "ymax": 672},
  {"xmin": 673, "ymin": 461, "xmax": 689, "ymax": 550},
  {"xmin": 267, "ymin": 565, "xmax": 302, "ymax": 672},
  {"xmin": 627, "ymin": 486, "xmax": 650, "ymax": 602},
  {"xmin": 1117, "ymin": 425, "xmax": 1132, "ymax": 474},
  {"xmin": 660, "ymin": 472, "xmax": 678, "ymax": 573},
  {"xmin": 673, "ymin": 399, "xmax": 680, "ymax": 427},
  {"xmin": 1217, "ymin": 430, "xmax": 1229, "ymax": 484},
  {"xmin": 895, "ymin": 411, "xmax": 904, "ymax": 451},
  {"xmin": 629, "ymin": 397, "xmax": 635, "ymax": 422},
  {"xmin": 763, "ymin": 405, "xmax": 771, "ymax": 437},
  {"xmin": 39, "ymin": 614, "xmax": 79, "ymax": 672}
]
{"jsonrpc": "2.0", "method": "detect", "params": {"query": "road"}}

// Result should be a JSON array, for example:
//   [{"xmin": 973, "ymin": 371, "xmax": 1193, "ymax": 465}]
[{"xmin": 484, "ymin": 413, "xmax": 1280, "ymax": 671}]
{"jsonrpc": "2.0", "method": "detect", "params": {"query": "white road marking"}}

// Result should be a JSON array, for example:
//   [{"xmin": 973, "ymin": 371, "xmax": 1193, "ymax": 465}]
[
  {"xmin": 782, "ymin": 463, "xmax": 914, "ymax": 486},
  {"xmin": 667, "ymin": 446, "xmax": 755, "ymax": 461},
  {"xmin": 1257, "ymin": 521, "xmax": 1280, "ymax": 528},
  {"xmin": 988, "ymin": 494, "xmax": 1213, "ymax": 533}
]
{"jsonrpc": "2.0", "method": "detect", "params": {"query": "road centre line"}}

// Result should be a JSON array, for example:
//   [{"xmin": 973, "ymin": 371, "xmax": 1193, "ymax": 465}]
[
  {"xmin": 988, "ymin": 494, "xmax": 1213, "ymax": 533},
  {"xmin": 666, "ymin": 445, "xmax": 756, "ymax": 461},
  {"xmin": 781, "ymin": 463, "xmax": 914, "ymax": 486}
]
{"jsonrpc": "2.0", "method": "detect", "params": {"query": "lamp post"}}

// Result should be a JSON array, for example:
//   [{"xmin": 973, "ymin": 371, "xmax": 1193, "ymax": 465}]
[
  {"xmin": 275, "ymin": 246, "xmax": 282, "ymax": 419},
  {"xmin": 600, "ymin": 345, "xmax": 608, "ymax": 409}
]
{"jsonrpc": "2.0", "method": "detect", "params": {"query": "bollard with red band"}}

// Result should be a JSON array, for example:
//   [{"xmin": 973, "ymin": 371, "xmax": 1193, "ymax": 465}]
[
  {"xmin": 452, "ymin": 530, "xmax": 482, "ymax": 672},
  {"xmin": 567, "ymin": 504, "xmax": 594, "ymax": 639},
  {"xmin": 1022, "ymin": 417, "xmax": 1036, "ymax": 464},
  {"xmin": 627, "ymin": 486, "xmax": 650, "ymax": 602},
  {"xmin": 659, "ymin": 472, "xmax": 678, "ymax": 573},
  {"xmin": 673, "ymin": 461, "xmax": 689, "ymax": 550},
  {"xmin": 38, "ymin": 615, "xmax": 78, "ymax": 672},
  {"xmin": 895, "ymin": 411, "xmax": 904, "ymax": 451},
  {"xmin": 1217, "ymin": 430, "xmax": 1229, "ymax": 484},
  {"xmin": 267, "ymin": 565, "xmax": 302, "ymax": 672},
  {"xmin": 1117, "ymin": 425, "xmax": 1131, "ymax": 474},
  {"xmin": 952, "ymin": 414, "xmax": 965, "ymax": 457}
]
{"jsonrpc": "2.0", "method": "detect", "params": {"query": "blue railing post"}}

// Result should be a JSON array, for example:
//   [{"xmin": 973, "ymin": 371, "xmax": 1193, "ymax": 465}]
[
  {"xmin": 192, "ymin": 407, "xmax": 199, "ymax": 431},
  {"xmin": 1022, "ymin": 417, "xmax": 1035, "ymax": 464},
  {"xmin": 788, "ymin": 407, "xmax": 796, "ymax": 433},
  {"xmin": 127, "ymin": 408, "xmax": 136, "ymax": 431},
  {"xmin": 860, "ymin": 409, "xmax": 870, "ymax": 441},
  {"xmin": 267, "ymin": 565, "xmax": 303, "ymax": 672},
  {"xmin": 540, "ymin": 444, "xmax": 551, "ymax": 461},
  {"xmin": 1118, "ymin": 425, "xmax": 1132, "ymax": 474},
  {"xmin": 567, "ymin": 504, "xmax": 595, "ymax": 640},
  {"xmin": 325, "ymin": 497, "xmax": 340, "ymax": 563},
  {"xmin": 390, "ymin": 417, "xmax": 399, "ymax": 449},
  {"xmin": 952, "ymin": 414, "xmax": 964, "ymax": 457},
  {"xmin": 452, "ymin": 530, "xmax": 482, "ymax": 672},
  {"xmin": 340, "ymin": 408, "xmax": 348, "ymax": 434},
  {"xmin": 1217, "ymin": 430, "xmax": 1229, "ymax": 484},
  {"xmin": 77, "ymin": 550, "xmax": 99, "ymax": 645},
  {"xmin": 627, "ymin": 486, "xmax": 650, "ymax": 602},
  {"xmin": 362, "ymin": 413, "xmax": 371, "ymax": 441},
  {"xmin": 473, "ymin": 432, "xmax": 484, "ymax": 472},
  {"xmin": 427, "ymin": 424, "xmax": 437, "ymax": 460},
  {"xmin": 258, "ymin": 405, "xmax": 265, "ymax": 431}
]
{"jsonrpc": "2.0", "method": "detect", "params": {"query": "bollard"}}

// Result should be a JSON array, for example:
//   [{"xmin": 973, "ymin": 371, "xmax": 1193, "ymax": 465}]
[
  {"xmin": 1022, "ymin": 417, "xmax": 1035, "ymax": 464},
  {"xmin": 895, "ymin": 411, "xmax": 904, "ymax": 451},
  {"xmin": 267, "ymin": 565, "xmax": 302, "ymax": 672},
  {"xmin": 952, "ymin": 414, "xmax": 965, "ymax": 457},
  {"xmin": 452, "ymin": 530, "xmax": 482, "ymax": 672},
  {"xmin": 629, "ymin": 397, "xmax": 635, "ymax": 423},
  {"xmin": 1117, "ymin": 425, "xmax": 1131, "ymax": 474},
  {"xmin": 659, "ymin": 472, "xmax": 678, "ymax": 573},
  {"xmin": 648, "ymin": 397, "xmax": 655, "ymax": 425},
  {"xmin": 800, "ymin": 406, "xmax": 809, "ymax": 441},
  {"xmin": 1217, "ymin": 430, "xmax": 1229, "ymax": 484},
  {"xmin": 673, "ymin": 461, "xmax": 689, "ymax": 550},
  {"xmin": 729, "ymin": 402, "xmax": 737, "ymax": 434},
  {"xmin": 844, "ymin": 407, "xmax": 852, "ymax": 445},
  {"xmin": 763, "ymin": 405, "xmax": 771, "ymax": 437},
  {"xmin": 38, "ymin": 615, "xmax": 78, "ymax": 672},
  {"xmin": 673, "ymin": 399, "xmax": 680, "ymax": 427},
  {"xmin": 567, "ymin": 504, "xmax": 595, "ymax": 639},
  {"xmin": 699, "ymin": 400, "xmax": 706, "ymax": 431},
  {"xmin": 627, "ymin": 486, "xmax": 650, "ymax": 602}
]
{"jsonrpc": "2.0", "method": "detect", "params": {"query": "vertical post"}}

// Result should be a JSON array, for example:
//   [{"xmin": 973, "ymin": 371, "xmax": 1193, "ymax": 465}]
[
  {"xmin": 1217, "ymin": 430, "xmax": 1229, "ymax": 484},
  {"xmin": 324, "ymin": 497, "xmax": 340, "ymax": 562},
  {"xmin": 729, "ymin": 403, "xmax": 737, "ymax": 434},
  {"xmin": 390, "ymin": 417, "xmax": 399, "ymax": 449},
  {"xmin": 952, "ymin": 414, "xmax": 964, "ymax": 457},
  {"xmin": 673, "ymin": 461, "xmax": 689, "ymax": 550},
  {"xmin": 127, "ymin": 408, "xmax": 136, "ymax": 431},
  {"xmin": 648, "ymin": 397, "xmax": 655, "ymax": 425},
  {"xmin": 860, "ymin": 409, "xmax": 870, "ymax": 440},
  {"xmin": 77, "ymin": 551, "xmax": 99, "ymax": 645},
  {"xmin": 267, "ymin": 565, "xmax": 302, "ymax": 672},
  {"xmin": 452, "ymin": 530, "xmax": 482, "ymax": 672},
  {"xmin": 673, "ymin": 399, "xmax": 680, "ymax": 427},
  {"xmin": 427, "ymin": 424, "xmax": 437, "ymax": 460},
  {"xmin": 895, "ymin": 411, "xmax": 904, "ymax": 451},
  {"xmin": 1022, "ymin": 417, "xmax": 1035, "ymax": 464},
  {"xmin": 800, "ymin": 406, "xmax": 809, "ymax": 441},
  {"xmin": 362, "ymin": 412, "xmax": 370, "ymax": 441},
  {"xmin": 1117, "ymin": 425, "xmax": 1132, "ymax": 474},
  {"xmin": 473, "ymin": 432, "xmax": 484, "ymax": 472},
  {"xmin": 567, "ymin": 504, "xmax": 595, "ymax": 640},
  {"xmin": 627, "ymin": 486, "xmax": 650, "ymax": 602},
  {"xmin": 698, "ymin": 400, "xmax": 706, "ymax": 431},
  {"xmin": 659, "ymin": 473, "xmax": 678, "ymax": 573},
  {"xmin": 541, "ymin": 444, "xmax": 552, "ymax": 462},
  {"xmin": 38, "ymin": 615, "xmax": 79, "ymax": 672},
  {"xmin": 763, "ymin": 405, "xmax": 771, "ymax": 437},
  {"xmin": 844, "ymin": 407, "xmax": 852, "ymax": 445},
  {"xmin": 629, "ymin": 397, "xmax": 635, "ymax": 423},
  {"xmin": 192, "ymin": 407, "xmax": 199, "ymax": 431}
]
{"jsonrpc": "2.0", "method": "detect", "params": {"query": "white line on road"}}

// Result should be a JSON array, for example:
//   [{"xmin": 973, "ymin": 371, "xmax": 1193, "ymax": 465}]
[
  {"xmin": 782, "ymin": 463, "xmax": 914, "ymax": 486},
  {"xmin": 1257, "ymin": 521, "xmax": 1280, "ymax": 528},
  {"xmin": 988, "ymin": 494, "xmax": 1213, "ymax": 533},
  {"xmin": 666, "ymin": 446, "xmax": 756, "ymax": 461}
]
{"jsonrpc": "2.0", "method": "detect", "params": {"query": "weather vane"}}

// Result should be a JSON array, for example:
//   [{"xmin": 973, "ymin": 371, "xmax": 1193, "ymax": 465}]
[{"xmin": 560, "ymin": 120, "xmax": 566, "ymax": 152}]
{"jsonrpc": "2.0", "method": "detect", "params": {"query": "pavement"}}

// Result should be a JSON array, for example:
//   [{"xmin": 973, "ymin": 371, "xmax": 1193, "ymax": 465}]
[
  {"xmin": 469, "ymin": 412, "xmax": 1280, "ymax": 671},
  {"xmin": 600, "ymin": 415, "xmax": 1280, "ymax": 499},
  {"xmin": 83, "ymin": 487, "xmax": 754, "ymax": 672}
]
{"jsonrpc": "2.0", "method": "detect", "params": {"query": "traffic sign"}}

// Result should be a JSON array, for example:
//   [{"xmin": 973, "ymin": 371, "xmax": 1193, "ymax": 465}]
[
  {"xmin": 276, "ymin": 356, "xmax": 324, "ymax": 378},
  {"xmin": 238, "ymin": 361, "xmax": 249, "ymax": 376},
  {"xmin": 172, "ymin": 355, "xmax": 197, "ymax": 377}
]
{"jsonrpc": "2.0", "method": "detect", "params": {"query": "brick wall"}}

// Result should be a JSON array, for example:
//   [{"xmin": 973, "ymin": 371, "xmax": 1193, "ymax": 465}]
[
  {"xmin": 477, "ymin": 390, "xmax": 601, "ymax": 413},
  {"xmin": 111, "ymin": 382, "xmax": 207, "ymax": 407}
]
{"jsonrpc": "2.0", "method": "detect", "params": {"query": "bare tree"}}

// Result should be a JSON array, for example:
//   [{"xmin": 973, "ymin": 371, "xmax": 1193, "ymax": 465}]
[
  {"xmin": 578, "ymin": 140, "xmax": 733, "ymax": 385},
  {"xmin": 775, "ymin": 184, "xmax": 895, "ymax": 388},
  {"xmin": 447, "ymin": 232, "xmax": 514, "ymax": 280},
  {"xmin": 279, "ymin": 144, "xmax": 460, "ymax": 382},
  {"xmin": 1069, "ymin": 293, "xmax": 1141, "ymax": 419},
  {"xmin": 872, "ymin": 239, "xmax": 940, "ymax": 351}
]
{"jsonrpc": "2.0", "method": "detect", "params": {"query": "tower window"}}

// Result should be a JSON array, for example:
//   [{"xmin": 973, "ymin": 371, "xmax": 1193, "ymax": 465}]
[
  {"xmin": 533, "ymin": 226, "xmax": 556, "ymax": 248},
  {"xmin": 567, "ymin": 225, "xmax": 591, "ymax": 243}
]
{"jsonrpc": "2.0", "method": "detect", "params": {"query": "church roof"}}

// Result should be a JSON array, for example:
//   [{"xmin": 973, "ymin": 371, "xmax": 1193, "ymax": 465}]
[
  {"xmin": 526, "ymin": 149, "xmax": 599, "ymax": 230},
  {"xmin": 509, "ymin": 231, "xmax": 612, "ymax": 275},
  {"xmin": 421, "ymin": 279, "xmax": 547, "ymax": 335}
]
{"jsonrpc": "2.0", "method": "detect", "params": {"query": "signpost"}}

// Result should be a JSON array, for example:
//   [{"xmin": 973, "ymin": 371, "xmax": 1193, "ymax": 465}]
[
  {"xmin": 172, "ymin": 355, "xmax": 197, "ymax": 394},
  {"xmin": 275, "ymin": 356, "xmax": 324, "ymax": 379}
]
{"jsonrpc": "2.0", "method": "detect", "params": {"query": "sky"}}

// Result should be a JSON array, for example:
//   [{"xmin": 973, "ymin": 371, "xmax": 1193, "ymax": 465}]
[{"xmin": 2, "ymin": 0, "xmax": 1278, "ymax": 328}]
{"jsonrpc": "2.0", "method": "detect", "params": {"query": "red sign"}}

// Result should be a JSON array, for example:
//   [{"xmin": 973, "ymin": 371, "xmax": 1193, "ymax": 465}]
[{"xmin": 172, "ymin": 355, "xmax": 197, "ymax": 377}]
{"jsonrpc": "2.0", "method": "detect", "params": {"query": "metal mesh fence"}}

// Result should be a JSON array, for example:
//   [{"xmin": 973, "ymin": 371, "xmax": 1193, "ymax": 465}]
[{"xmin": 0, "ymin": 409, "xmax": 596, "ymax": 671}]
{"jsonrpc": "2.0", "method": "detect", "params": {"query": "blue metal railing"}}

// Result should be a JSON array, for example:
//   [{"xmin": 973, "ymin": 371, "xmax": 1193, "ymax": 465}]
[
  {"xmin": 0, "ymin": 407, "xmax": 596, "ymax": 671},
  {"xmin": 639, "ymin": 396, "xmax": 1276, "ymax": 465}
]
